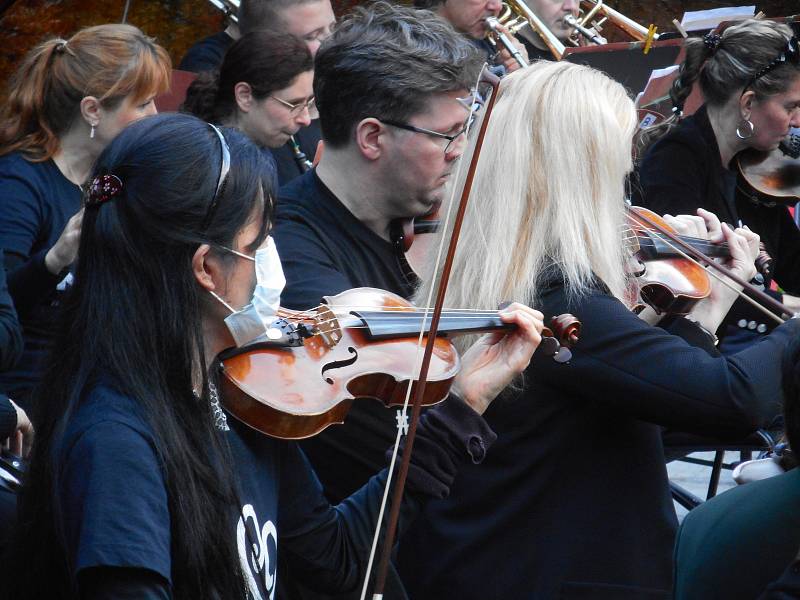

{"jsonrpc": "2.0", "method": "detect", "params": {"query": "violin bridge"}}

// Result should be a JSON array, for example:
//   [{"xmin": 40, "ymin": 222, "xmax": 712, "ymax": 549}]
[{"xmin": 313, "ymin": 305, "xmax": 343, "ymax": 348}]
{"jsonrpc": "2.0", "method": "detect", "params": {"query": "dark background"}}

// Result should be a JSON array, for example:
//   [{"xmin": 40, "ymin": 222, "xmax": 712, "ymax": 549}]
[{"xmin": 0, "ymin": 0, "xmax": 793, "ymax": 96}]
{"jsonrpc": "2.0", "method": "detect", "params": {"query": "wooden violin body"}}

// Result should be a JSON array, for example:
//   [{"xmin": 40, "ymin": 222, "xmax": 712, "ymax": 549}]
[
  {"xmin": 736, "ymin": 133, "xmax": 800, "ymax": 208},
  {"xmin": 627, "ymin": 206, "xmax": 716, "ymax": 315},
  {"xmin": 217, "ymin": 287, "xmax": 580, "ymax": 440}
]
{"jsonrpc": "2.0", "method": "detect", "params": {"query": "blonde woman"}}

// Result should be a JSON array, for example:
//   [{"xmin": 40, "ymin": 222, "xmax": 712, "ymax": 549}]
[{"xmin": 397, "ymin": 61, "xmax": 800, "ymax": 599}]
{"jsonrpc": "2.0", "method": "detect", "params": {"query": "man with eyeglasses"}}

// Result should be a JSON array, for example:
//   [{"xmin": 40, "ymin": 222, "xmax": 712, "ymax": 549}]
[{"xmin": 272, "ymin": 5, "xmax": 483, "ymax": 596}]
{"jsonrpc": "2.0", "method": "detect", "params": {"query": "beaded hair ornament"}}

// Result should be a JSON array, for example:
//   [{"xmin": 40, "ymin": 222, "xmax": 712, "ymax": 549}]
[
  {"xmin": 703, "ymin": 32, "xmax": 721, "ymax": 53},
  {"xmin": 86, "ymin": 174, "xmax": 123, "ymax": 207}
]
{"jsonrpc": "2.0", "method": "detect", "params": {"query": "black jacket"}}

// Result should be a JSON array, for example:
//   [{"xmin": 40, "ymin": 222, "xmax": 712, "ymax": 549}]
[
  {"xmin": 398, "ymin": 276, "xmax": 800, "ymax": 599},
  {"xmin": 636, "ymin": 106, "xmax": 800, "ymax": 345}
]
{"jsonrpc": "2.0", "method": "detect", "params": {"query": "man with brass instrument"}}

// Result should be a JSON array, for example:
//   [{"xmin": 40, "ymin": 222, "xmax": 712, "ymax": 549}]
[
  {"xmin": 413, "ymin": 0, "xmax": 529, "ymax": 73},
  {"xmin": 180, "ymin": 0, "xmax": 335, "ymax": 71}
]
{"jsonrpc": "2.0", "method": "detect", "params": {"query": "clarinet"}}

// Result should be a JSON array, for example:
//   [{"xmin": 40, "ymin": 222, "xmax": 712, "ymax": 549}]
[{"xmin": 289, "ymin": 136, "xmax": 313, "ymax": 172}]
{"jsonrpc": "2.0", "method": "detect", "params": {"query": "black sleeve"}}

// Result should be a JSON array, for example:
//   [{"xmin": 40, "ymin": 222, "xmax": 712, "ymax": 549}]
[
  {"xmin": 4, "ymin": 248, "xmax": 66, "ymax": 320},
  {"xmin": 0, "ymin": 394, "xmax": 16, "ymax": 440},
  {"xmin": 536, "ymin": 287, "xmax": 800, "ymax": 438},
  {"xmin": 78, "ymin": 567, "xmax": 171, "ymax": 600},
  {"xmin": 759, "ymin": 560, "xmax": 800, "ymax": 599},
  {"xmin": 277, "ymin": 395, "xmax": 496, "ymax": 594},
  {"xmin": 0, "ymin": 250, "xmax": 22, "ymax": 371}
]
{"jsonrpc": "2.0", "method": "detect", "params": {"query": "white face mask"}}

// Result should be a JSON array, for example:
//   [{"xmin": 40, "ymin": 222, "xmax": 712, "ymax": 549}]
[{"xmin": 211, "ymin": 237, "xmax": 287, "ymax": 347}]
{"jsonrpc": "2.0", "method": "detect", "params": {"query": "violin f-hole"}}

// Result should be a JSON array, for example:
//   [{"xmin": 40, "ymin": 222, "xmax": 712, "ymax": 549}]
[{"xmin": 321, "ymin": 347, "xmax": 359, "ymax": 385}]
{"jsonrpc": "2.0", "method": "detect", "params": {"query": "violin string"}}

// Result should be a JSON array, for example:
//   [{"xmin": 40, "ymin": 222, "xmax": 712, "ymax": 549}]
[{"xmin": 629, "ymin": 213, "xmax": 784, "ymax": 325}]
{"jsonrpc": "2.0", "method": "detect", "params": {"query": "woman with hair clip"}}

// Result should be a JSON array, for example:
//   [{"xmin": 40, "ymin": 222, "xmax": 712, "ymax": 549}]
[
  {"xmin": 637, "ymin": 19, "xmax": 800, "ymax": 351},
  {"xmin": 182, "ymin": 30, "xmax": 320, "ymax": 186},
  {"xmin": 0, "ymin": 24, "xmax": 170, "ymax": 408},
  {"xmin": 397, "ymin": 60, "xmax": 800, "ymax": 600},
  {"xmin": 4, "ymin": 112, "xmax": 543, "ymax": 599}
]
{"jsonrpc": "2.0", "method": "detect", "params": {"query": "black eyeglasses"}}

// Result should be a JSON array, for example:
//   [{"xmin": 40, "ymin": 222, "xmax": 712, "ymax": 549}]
[
  {"xmin": 380, "ymin": 119, "xmax": 472, "ymax": 155},
  {"xmin": 745, "ymin": 36, "xmax": 799, "ymax": 91},
  {"xmin": 379, "ymin": 92, "xmax": 483, "ymax": 155}
]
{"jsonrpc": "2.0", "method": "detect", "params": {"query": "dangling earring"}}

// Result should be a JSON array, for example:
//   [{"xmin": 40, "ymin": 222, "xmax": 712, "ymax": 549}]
[
  {"xmin": 736, "ymin": 118, "xmax": 754, "ymax": 140},
  {"xmin": 89, "ymin": 123, "xmax": 96, "ymax": 139}
]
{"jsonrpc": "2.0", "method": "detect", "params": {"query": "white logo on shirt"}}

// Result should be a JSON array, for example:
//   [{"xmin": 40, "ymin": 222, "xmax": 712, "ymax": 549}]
[{"xmin": 237, "ymin": 503, "xmax": 278, "ymax": 600}]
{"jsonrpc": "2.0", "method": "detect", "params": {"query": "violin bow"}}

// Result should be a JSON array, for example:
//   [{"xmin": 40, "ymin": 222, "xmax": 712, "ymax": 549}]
[
  {"xmin": 359, "ymin": 66, "xmax": 501, "ymax": 600},
  {"xmin": 628, "ymin": 207, "xmax": 795, "ymax": 323}
]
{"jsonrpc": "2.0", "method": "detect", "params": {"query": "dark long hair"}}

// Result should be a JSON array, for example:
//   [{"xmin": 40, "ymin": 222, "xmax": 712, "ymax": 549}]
[
  {"xmin": 182, "ymin": 30, "xmax": 312, "ymax": 124},
  {"xmin": 6, "ymin": 113, "xmax": 273, "ymax": 599}
]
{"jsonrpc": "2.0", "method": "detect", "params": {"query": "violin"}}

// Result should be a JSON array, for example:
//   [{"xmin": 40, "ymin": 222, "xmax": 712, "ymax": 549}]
[
  {"xmin": 736, "ymin": 132, "xmax": 800, "ymax": 208},
  {"xmin": 390, "ymin": 210, "xmax": 441, "ymax": 281},
  {"xmin": 216, "ymin": 287, "xmax": 580, "ymax": 440},
  {"xmin": 626, "ymin": 206, "xmax": 772, "ymax": 315}
]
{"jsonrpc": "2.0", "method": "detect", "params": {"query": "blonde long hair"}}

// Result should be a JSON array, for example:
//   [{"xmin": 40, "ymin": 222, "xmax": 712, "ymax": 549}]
[{"xmin": 417, "ymin": 61, "xmax": 637, "ymax": 325}]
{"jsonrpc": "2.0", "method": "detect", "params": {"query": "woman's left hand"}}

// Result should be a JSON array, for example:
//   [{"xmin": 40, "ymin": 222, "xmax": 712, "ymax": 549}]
[{"xmin": 451, "ymin": 303, "xmax": 543, "ymax": 414}]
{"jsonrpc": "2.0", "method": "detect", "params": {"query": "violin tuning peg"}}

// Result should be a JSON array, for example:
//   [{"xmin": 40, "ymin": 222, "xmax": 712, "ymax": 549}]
[
  {"xmin": 552, "ymin": 347, "xmax": 572, "ymax": 364},
  {"xmin": 539, "ymin": 337, "xmax": 560, "ymax": 357}
]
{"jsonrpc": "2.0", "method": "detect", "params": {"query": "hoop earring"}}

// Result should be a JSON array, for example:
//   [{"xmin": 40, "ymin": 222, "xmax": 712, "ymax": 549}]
[
  {"xmin": 736, "ymin": 119, "xmax": 754, "ymax": 140},
  {"xmin": 89, "ymin": 124, "xmax": 96, "ymax": 139}
]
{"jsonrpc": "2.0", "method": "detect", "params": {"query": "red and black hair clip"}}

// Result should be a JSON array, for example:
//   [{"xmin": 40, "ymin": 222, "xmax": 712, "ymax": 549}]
[{"xmin": 86, "ymin": 174, "xmax": 123, "ymax": 207}]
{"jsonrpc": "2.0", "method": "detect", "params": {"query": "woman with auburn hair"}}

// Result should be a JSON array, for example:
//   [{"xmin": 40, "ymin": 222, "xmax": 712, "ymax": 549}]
[
  {"xmin": 4, "ymin": 112, "xmax": 542, "ymax": 599},
  {"xmin": 0, "ymin": 24, "xmax": 170, "ymax": 407},
  {"xmin": 182, "ymin": 30, "xmax": 319, "ymax": 186},
  {"xmin": 397, "ymin": 60, "xmax": 800, "ymax": 599},
  {"xmin": 637, "ymin": 19, "xmax": 800, "ymax": 350}
]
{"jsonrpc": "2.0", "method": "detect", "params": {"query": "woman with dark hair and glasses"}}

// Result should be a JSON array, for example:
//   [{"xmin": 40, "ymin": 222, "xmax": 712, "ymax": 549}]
[
  {"xmin": 637, "ymin": 19, "xmax": 800, "ymax": 350},
  {"xmin": 182, "ymin": 30, "xmax": 320, "ymax": 186},
  {"xmin": 4, "ymin": 112, "xmax": 542, "ymax": 599}
]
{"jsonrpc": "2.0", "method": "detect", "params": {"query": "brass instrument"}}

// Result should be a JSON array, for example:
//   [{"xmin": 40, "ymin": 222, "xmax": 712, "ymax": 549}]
[
  {"xmin": 491, "ymin": 0, "xmax": 567, "ymax": 60},
  {"xmin": 490, "ymin": 0, "xmax": 657, "ymax": 61},
  {"xmin": 574, "ymin": 0, "xmax": 659, "ymax": 44},
  {"xmin": 208, "ymin": 0, "xmax": 239, "ymax": 23},
  {"xmin": 486, "ymin": 17, "xmax": 529, "ymax": 68}
]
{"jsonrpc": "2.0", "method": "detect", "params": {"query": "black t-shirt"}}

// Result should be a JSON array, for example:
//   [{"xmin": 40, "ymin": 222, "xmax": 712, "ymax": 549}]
[
  {"xmin": 53, "ymin": 379, "xmax": 493, "ymax": 598},
  {"xmin": 177, "ymin": 31, "xmax": 234, "ymax": 74},
  {"xmin": 274, "ymin": 170, "xmax": 417, "ymax": 503},
  {"xmin": 0, "ymin": 153, "xmax": 82, "ymax": 405}
]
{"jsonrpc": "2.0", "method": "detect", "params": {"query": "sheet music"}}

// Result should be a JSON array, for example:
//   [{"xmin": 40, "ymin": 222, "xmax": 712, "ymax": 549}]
[{"xmin": 680, "ymin": 6, "xmax": 755, "ymax": 32}]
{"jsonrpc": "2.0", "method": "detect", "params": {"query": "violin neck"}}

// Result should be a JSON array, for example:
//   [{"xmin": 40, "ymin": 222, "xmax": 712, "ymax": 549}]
[
  {"xmin": 353, "ymin": 310, "xmax": 509, "ymax": 340},
  {"xmin": 640, "ymin": 235, "xmax": 730, "ymax": 260}
]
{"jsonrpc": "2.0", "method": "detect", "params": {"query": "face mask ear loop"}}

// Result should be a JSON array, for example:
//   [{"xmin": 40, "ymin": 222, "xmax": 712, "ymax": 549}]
[{"xmin": 209, "ymin": 289, "xmax": 236, "ymax": 313}]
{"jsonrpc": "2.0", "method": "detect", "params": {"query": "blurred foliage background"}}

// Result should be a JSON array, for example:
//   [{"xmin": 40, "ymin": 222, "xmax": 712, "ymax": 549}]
[{"xmin": 0, "ymin": 0, "xmax": 793, "ymax": 96}]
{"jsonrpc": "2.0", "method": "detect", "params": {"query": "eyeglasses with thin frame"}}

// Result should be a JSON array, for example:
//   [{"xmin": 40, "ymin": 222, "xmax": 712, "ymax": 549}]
[
  {"xmin": 269, "ymin": 94, "xmax": 316, "ymax": 116},
  {"xmin": 379, "ymin": 91, "xmax": 484, "ymax": 155}
]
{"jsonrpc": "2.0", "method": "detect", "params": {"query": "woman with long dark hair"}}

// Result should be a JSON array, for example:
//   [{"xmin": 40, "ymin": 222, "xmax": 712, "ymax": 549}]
[
  {"xmin": 0, "ymin": 24, "xmax": 171, "ymax": 407},
  {"xmin": 182, "ymin": 30, "xmax": 319, "ymax": 186},
  {"xmin": 6, "ymin": 112, "xmax": 542, "ymax": 599}
]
